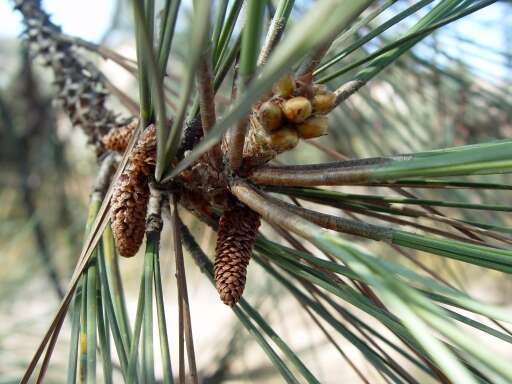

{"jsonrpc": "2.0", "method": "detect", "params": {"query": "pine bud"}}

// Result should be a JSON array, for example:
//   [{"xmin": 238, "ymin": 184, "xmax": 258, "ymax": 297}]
[
  {"xmin": 258, "ymin": 100, "xmax": 283, "ymax": 132},
  {"xmin": 269, "ymin": 126, "xmax": 299, "ymax": 152},
  {"xmin": 313, "ymin": 84, "xmax": 328, "ymax": 95},
  {"xmin": 272, "ymin": 74, "xmax": 296, "ymax": 98},
  {"xmin": 312, "ymin": 92, "xmax": 336, "ymax": 114},
  {"xmin": 215, "ymin": 205, "xmax": 261, "ymax": 306},
  {"xmin": 282, "ymin": 96, "xmax": 312, "ymax": 123},
  {"xmin": 296, "ymin": 115, "xmax": 328, "ymax": 139}
]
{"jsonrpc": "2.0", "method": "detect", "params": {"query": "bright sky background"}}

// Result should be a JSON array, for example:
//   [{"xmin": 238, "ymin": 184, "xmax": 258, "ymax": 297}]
[
  {"xmin": 0, "ymin": 0, "xmax": 116, "ymax": 41},
  {"xmin": 0, "ymin": 1, "xmax": 510, "ymax": 80}
]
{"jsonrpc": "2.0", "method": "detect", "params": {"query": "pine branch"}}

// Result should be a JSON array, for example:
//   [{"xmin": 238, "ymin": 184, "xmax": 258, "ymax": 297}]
[
  {"xmin": 248, "ymin": 159, "xmax": 385, "ymax": 186},
  {"xmin": 264, "ymin": 194, "xmax": 393, "ymax": 242}
]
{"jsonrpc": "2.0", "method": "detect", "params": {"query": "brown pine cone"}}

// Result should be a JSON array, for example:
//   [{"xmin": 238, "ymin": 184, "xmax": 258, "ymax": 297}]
[
  {"xmin": 102, "ymin": 121, "xmax": 137, "ymax": 153},
  {"xmin": 111, "ymin": 171, "xmax": 149, "ymax": 257},
  {"xmin": 214, "ymin": 204, "xmax": 261, "ymax": 306},
  {"xmin": 130, "ymin": 124, "xmax": 157, "ymax": 176},
  {"xmin": 110, "ymin": 124, "xmax": 157, "ymax": 257}
]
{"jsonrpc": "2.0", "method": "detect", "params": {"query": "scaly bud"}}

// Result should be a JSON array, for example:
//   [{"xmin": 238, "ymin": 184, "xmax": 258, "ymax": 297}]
[
  {"xmin": 313, "ymin": 84, "xmax": 328, "ymax": 95},
  {"xmin": 269, "ymin": 126, "xmax": 299, "ymax": 152},
  {"xmin": 282, "ymin": 96, "xmax": 312, "ymax": 124},
  {"xmin": 296, "ymin": 115, "xmax": 328, "ymax": 139},
  {"xmin": 312, "ymin": 92, "xmax": 336, "ymax": 114},
  {"xmin": 258, "ymin": 100, "xmax": 283, "ymax": 132},
  {"xmin": 272, "ymin": 74, "xmax": 296, "ymax": 98}
]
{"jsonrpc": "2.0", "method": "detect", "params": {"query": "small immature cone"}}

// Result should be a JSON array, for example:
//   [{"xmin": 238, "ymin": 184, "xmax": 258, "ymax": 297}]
[
  {"xmin": 311, "ymin": 92, "xmax": 336, "ymax": 114},
  {"xmin": 258, "ymin": 100, "xmax": 283, "ymax": 132},
  {"xmin": 296, "ymin": 115, "xmax": 328, "ymax": 139},
  {"xmin": 214, "ymin": 204, "xmax": 261, "ymax": 306},
  {"xmin": 282, "ymin": 96, "xmax": 312, "ymax": 124},
  {"xmin": 269, "ymin": 126, "xmax": 299, "ymax": 151},
  {"xmin": 111, "ymin": 125, "xmax": 156, "ymax": 257},
  {"xmin": 272, "ymin": 74, "xmax": 295, "ymax": 98}
]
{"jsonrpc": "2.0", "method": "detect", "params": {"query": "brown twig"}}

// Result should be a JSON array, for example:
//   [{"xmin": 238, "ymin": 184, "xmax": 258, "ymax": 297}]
[
  {"xmin": 172, "ymin": 196, "xmax": 199, "ymax": 384},
  {"xmin": 227, "ymin": 117, "xmax": 249, "ymax": 171},
  {"xmin": 197, "ymin": 51, "xmax": 217, "ymax": 135},
  {"xmin": 225, "ymin": 58, "xmax": 249, "ymax": 172},
  {"xmin": 196, "ymin": 50, "xmax": 222, "ymax": 168}
]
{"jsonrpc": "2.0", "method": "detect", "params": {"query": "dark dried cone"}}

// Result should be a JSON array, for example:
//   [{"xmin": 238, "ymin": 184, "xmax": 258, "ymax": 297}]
[
  {"xmin": 214, "ymin": 205, "xmax": 261, "ymax": 306},
  {"xmin": 110, "ymin": 125, "xmax": 156, "ymax": 257},
  {"xmin": 102, "ymin": 121, "xmax": 137, "ymax": 153},
  {"xmin": 14, "ymin": 0, "xmax": 131, "ymax": 154},
  {"xmin": 176, "ymin": 115, "xmax": 203, "ymax": 160}
]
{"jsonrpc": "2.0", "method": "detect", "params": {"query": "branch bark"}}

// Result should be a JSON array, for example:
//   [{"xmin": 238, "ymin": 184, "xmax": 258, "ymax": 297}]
[
  {"xmin": 249, "ymin": 158, "xmax": 391, "ymax": 186},
  {"xmin": 230, "ymin": 179, "xmax": 325, "ymax": 241},
  {"xmin": 197, "ymin": 50, "xmax": 223, "ymax": 169},
  {"xmin": 265, "ymin": 194, "xmax": 393, "ymax": 242}
]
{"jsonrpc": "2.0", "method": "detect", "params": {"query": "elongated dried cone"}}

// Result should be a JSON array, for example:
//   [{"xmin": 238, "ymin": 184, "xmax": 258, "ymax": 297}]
[
  {"xmin": 102, "ymin": 121, "xmax": 137, "ymax": 152},
  {"xmin": 14, "ymin": 0, "xmax": 131, "ymax": 154},
  {"xmin": 282, "ymin": 96, "xmax": 312, "ymax": 123},
  {"xmin": 110, "ymin": 124, "xmax": 156, "ymax": 257},
  {"xmin": 296, "ymin": 115, "xmax": 328, "ymax": 139},
  {"xmin": 269, "ymin": 126, "xmax": 299, "ymax": 152},
  {"xmin": 258, "ymin": 100, "xmax": 283, "ymax": 132},
  {"xmin": 272, "ymin": 74, "xmax": 295, "ymax": 98},
  {"xmin": 312, "ymin": 92, "xmax": 336, "ymax": 114},
  {"xmin": 214, "ymin": 205, "xmax": 261, "ymax": 306},
  {"xmin": 111, "ymin": 172, "xmax": 149, "ymax": 257}
]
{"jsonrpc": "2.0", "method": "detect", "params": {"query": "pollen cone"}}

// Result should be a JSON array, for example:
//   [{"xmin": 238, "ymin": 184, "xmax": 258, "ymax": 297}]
[
  {"xmin": 102, "ymin": 121, "xmax": 137, "ymax": 153},
  {"xmin": 214, "ymin": 204, "xmax": 261, "ymax": 306},
  {"xmin": 110, "ymin": 125, "xmax": 156, "ymax": 257}
]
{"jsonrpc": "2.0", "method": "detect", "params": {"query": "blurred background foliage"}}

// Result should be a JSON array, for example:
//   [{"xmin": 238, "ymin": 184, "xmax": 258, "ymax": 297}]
[{"xmin": 1, "ymin": 1, "xmax": 512, "ymax": 383}]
